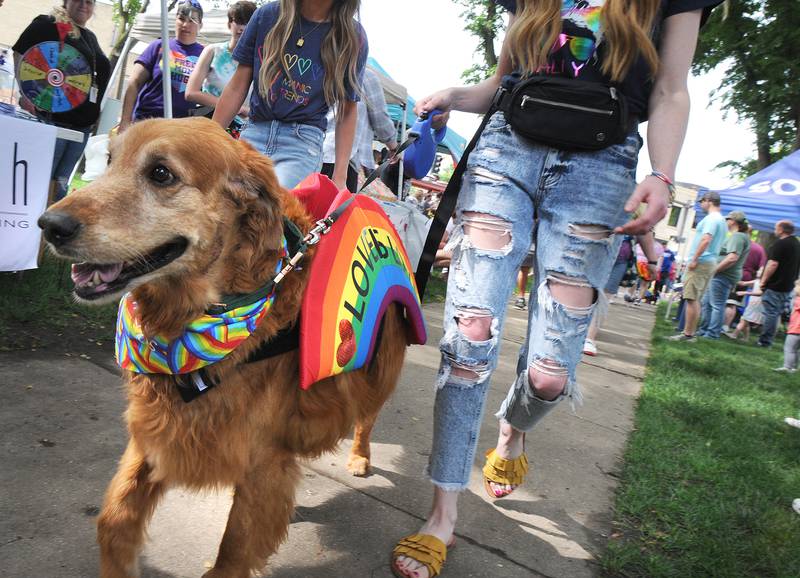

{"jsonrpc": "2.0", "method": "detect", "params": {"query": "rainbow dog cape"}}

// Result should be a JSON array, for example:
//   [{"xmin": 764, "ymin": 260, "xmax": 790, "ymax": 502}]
[{"xmin": 297, "ymin": 175, "xmax": 427, "ymax": 390}]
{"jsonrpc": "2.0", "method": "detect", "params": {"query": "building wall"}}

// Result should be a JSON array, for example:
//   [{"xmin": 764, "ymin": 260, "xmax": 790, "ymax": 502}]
[
  {"xmin": 653, "ymin": 183, "xmax": 701, "ymax": 262},
  {"xmin": 0, "ymin": 1, "xmax": 116, "ymax": 54}
]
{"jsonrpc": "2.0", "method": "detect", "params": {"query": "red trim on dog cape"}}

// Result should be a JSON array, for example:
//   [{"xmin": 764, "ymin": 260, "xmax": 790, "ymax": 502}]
[{"xmin": 295, "ymin": 175, "xmax": 427, "ymax": 390}]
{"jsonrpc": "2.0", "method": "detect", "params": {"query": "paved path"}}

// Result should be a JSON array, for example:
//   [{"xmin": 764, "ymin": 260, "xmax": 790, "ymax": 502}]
[{"xmin": 0, "ymin": 299, "xmax": 656, "ymax": 577}]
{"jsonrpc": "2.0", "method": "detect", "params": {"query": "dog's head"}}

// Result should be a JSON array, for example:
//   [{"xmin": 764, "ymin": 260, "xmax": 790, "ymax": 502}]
[{"xmin": 38, "ymin": 117, "xmax": 289, "ymax": 307}]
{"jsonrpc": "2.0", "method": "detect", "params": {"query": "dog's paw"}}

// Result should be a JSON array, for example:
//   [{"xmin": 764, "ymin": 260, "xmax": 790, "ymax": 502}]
[{"xmin": 346, "ymin": 455, "xmax": 371, "ymax": 477}]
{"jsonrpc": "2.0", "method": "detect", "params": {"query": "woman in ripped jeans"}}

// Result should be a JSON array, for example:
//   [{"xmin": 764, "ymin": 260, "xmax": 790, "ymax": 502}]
[{"xmin": 391, "ymin": 1, "xmax": 723, "ymax": 577}]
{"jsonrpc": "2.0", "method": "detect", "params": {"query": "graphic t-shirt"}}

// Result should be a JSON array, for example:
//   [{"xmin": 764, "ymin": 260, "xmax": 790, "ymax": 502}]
[
  {"xmin": 232, "ymin": 1, "xmax": 368, "ymax": 131},
  {"xmin": 688, "ymin": 212, "xmax": 727, "ymax": 263},
  {"xmin": 133, "ymin": 37, "xmax": 204, "ymax": 120},
  {"xmin": 494, "ymin": 0, "xmax": 723, "ymax": 119},
  {"xmin": 716, "ymin": 231, "xmax": 750, "ymax": 284},
  {"xmin": 13, "ymin": 15, "xmax": 111, "ymax": 128},
  {"xmin": 203, "ymin": 41, "xmax": 238, "ymax": 97}
]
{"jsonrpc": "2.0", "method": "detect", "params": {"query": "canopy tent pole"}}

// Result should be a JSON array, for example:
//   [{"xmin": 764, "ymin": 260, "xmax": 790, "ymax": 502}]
[
  {"xmin": 398, "ymin": 103, "xmax": 406, "ymax": 200},
  {"xmin": 103, "ymin": 35, "xmax": 135, "ymax": 107},
  {"xmin": 160, "ymin": 0, "xmax": 172, "ymax": 119}
]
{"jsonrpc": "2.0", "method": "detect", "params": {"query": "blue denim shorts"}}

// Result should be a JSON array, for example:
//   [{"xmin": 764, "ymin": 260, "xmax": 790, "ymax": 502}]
[
  {"xmin": 240, "ymin": 120, "xmax": 324, "ymax": 189},
  {"xmin": 428, "ymin": 111, "xmax": 641, "ymax": 489}
]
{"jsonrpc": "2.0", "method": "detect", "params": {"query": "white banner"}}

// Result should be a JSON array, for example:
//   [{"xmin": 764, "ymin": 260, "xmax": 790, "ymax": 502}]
[{"xmin": 0, "ymin": 115, "xmax": 56, "ymax": 271}]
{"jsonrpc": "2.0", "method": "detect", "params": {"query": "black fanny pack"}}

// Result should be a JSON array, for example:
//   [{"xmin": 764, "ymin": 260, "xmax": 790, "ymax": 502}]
[{"xmin": 496, "ymin": 75, "xmax": 631, "ymax": 151}]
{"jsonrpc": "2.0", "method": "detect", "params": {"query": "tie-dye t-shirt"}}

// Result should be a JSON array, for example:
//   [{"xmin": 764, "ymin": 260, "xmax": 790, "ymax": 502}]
[
  {"xmin": 494, "ymin": 0, "xmax": 722, "ymax": 120},
  {"xmin": 202, "ymin": 41, "xmax": 238, "ymax": 97},
  {"xmin": 232, "ymin": 1, "xmax": 368, "ymax": 131},
  {"xmin": 133, "ymin": 38, "xmax": 204, "ymax": 120}
]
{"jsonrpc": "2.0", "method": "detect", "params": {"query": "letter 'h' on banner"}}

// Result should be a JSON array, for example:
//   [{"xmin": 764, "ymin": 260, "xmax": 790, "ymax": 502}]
[{"xmin": 0, "ymin": 116, "xmax": 57, "ymax": 271}]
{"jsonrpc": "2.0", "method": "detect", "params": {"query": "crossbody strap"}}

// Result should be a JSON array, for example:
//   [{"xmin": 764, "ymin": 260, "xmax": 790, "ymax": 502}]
[{"xmin": 414, "ymin": 97, "xmax": 501, "ymax": 297}]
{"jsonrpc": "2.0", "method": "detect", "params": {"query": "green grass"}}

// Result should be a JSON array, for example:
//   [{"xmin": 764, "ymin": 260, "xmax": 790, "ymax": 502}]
[
  {"xmin": 0, "ymin": 253, "xmax": 117, "ymax": 349},
  {"xmin": 601, "ymin": 306, "xmax": 800, "ymax": 577},
  {"xmin": 422, "ymin": 269, "xmax": 447, "ymax": 303}
]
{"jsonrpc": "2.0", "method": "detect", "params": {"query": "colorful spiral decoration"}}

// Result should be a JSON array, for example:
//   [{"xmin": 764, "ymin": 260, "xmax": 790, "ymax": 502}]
[{"xmin": 18, "ymin": 41, "xmax": 91, "ymax": 113}]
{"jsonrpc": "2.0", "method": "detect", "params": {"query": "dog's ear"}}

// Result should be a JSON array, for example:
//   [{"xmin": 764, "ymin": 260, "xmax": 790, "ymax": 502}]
[
  {"xmin": 226, "ymin": 141, "xmax": 284, "ymax": 210},
  {"xmin": 222, "ymin": 142, "xmax": 285, "ymax": 286}
]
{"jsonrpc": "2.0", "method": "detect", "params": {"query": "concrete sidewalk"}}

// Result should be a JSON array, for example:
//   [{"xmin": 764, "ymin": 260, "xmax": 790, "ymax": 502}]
[{"xmin": 1, "ymin": 299, "xmax": 656, "ymax": 578}]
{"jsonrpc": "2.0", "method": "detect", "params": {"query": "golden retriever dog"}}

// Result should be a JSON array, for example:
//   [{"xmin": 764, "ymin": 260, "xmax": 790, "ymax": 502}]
[{"xmin": 38, "ymin": 117, "xmax": 409, "ymax": 578}]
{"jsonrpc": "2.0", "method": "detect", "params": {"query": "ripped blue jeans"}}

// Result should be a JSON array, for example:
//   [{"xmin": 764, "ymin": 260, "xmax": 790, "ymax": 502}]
[{"xmin": 428, "ymin": 112, "xmax": 640, "ymax": 490}]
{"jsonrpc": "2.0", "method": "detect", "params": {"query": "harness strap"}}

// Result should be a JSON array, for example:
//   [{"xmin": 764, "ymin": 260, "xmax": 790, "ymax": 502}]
[{"xmin": 173, "ymin": 323, "xmax": 300, "ymax": 402}]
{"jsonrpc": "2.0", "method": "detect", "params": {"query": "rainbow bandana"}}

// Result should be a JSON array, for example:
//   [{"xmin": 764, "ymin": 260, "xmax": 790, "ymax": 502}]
[
  {"xmin": 115, "ymin": 237, "xmax": 288, "ymax": 374},
  {"xmin": 299, "ymin": 189, "xmax": 427, "ymax": 390}
]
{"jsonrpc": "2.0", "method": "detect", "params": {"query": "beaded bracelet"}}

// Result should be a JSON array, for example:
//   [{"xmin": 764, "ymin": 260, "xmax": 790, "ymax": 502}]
[{"xmin": 650, "ymin": 170, "xmax": 676, "ymax": 203}]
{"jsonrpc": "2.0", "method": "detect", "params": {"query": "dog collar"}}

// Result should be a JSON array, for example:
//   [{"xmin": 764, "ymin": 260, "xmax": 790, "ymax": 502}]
[{"xmin": 115, "ymin": 234, "xmax": 289, "ymax": 375}]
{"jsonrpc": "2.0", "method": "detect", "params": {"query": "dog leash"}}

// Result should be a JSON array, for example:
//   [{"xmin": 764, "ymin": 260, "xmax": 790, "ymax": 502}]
[
  {"xmin": 358, "ymin": 132, "xmax": 420, "ymax": 193},
  {"xmin": 276, "ymin": 104, "xmax": 497, "ymax": 299}
]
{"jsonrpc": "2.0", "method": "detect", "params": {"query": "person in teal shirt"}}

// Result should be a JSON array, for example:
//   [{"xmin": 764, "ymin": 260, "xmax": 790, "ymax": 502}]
[{"xmin": 670, "ymin": 190, "xmax": 728, "ymax": 341}]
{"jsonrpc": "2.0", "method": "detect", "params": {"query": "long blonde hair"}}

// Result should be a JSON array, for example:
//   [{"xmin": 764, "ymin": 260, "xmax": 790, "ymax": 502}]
[
  {"xmin": 505, "ymin": 0, "xmax": 661, "ymax": 82},
  {"xmin": 258, "ymin": 0, "xmax": 363, "ymax": 107}
]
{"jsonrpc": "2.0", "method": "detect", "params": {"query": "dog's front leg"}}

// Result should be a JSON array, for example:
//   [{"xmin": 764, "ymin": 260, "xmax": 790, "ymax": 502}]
[
  {"xmin": 204, "ymin": 450, "xmax": 301, "ymax": 578},
  {"xmin": 97, "ymin": 440, "xmax": 164, "ymax": 578},
  {"xmin": 347, "ymin": 414, "xmax": 379, "ymax": 476}
]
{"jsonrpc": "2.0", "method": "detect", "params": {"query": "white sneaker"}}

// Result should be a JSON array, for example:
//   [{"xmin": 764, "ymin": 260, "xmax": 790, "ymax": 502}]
[
  {"xmin": 784, "ymin": 417, "xmax": 800, "ymax": 429},
  {"xmin": 583, "ymin": 338, "xmax": 597, "ymax": 356},
  {"xmin": 793, "ymin": 499, "xmax": 800, "ymax": 515},
  {"xmin": 774, "ymin": 367, "xmax": 797, "ymax": 373}
]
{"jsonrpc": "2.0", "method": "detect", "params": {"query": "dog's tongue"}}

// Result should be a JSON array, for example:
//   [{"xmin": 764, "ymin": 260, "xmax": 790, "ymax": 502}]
[{"xmin": 71, "ymin": 262, "xmax": 124, "ymax": 288}]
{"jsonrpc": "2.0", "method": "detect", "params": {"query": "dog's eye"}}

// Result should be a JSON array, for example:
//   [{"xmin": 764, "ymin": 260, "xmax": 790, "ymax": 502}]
[{"xmin": 150, "ymin": 165, "xmax": 174, "ymax": 185}]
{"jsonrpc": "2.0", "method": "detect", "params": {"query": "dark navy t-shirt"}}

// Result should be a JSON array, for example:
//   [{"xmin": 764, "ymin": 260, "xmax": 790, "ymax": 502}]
[
  {"xmin": 494, "ymin": 0, "xmax": 722, "ymax": 120},
  {"xmin": 233, "ymin": 1, "xmax": 368, "ymax": 131}
]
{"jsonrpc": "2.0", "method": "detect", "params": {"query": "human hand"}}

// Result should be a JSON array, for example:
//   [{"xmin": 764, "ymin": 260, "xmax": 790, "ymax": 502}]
[
  {"xmin": 238, "ymin": 105, "xmax": 249, "ymax": 118},
  {"xmin": 687, "ymin": 260, "xmax": 698, "ymax": 271},
  {"xmin": 386, "ymin": 141, "xmax": 400, "ymax": 164},
  {"xmin": 647, "ymin": 264, "xmax": 657, "ymax": 279},
  {"xmin": 414, "ymin": 89, "xmax": 453, "ymax": 129},
  {"xmin": 614, "ymin": 175, "xmax": 671, "ymax": 235}
]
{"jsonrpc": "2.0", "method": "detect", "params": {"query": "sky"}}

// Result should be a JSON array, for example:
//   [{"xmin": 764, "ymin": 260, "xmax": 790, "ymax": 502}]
[{"xmin": 145, "ymin": 0, "xmax": 756, "ymax": 190}]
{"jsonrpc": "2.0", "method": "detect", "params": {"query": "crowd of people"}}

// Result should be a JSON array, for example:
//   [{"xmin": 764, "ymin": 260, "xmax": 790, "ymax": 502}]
[
  {"xmin": 666, "ymin": 188, "xmax": 800, "ymax": 373},
  {"xmin": 8, "ymin": 0, "xmax": 800, "ymax": 574}
]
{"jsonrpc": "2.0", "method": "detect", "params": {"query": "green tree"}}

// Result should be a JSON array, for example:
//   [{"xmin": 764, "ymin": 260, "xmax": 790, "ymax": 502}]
[
  {"xmin": 109, "ymin": 0, "xmax": 149, "ymax": 71},
  {"xmin": 455, "ymin": 0, "xmax": 504, "ymax": 84},
  {"xmin": 694, "ymin": 0, "xmax": 800, "ymax": 176}
]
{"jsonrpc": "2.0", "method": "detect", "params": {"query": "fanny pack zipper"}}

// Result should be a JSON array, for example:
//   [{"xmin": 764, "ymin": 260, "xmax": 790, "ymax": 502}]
[{"xmin": 520, "ymin": 95, "xmax": 614, "ymax": 116}]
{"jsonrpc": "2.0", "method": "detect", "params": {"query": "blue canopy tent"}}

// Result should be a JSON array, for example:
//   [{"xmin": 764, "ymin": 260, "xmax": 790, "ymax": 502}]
[
  {"xmin": 367, "ymin": 57, "xmax": 467, "ymax": 162},
  {"xmin": 703, "ymin": 151, "xmax": 800, "ymax": 232}
]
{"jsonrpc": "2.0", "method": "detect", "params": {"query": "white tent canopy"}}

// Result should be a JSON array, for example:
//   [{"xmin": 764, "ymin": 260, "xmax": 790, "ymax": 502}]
[
  {"xmin": 130, "ymin": 8, "xmax": 232, "ymax": 45},
  {"xmin": 368, "ymin": 65, "xmax": 406, "ymax": 106}
]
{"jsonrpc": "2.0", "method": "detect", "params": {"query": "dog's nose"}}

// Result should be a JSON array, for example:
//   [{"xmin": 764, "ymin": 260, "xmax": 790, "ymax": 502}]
[{"xmin": 38, "ymin": 211, "xmax": 82, "ymax": 246}]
